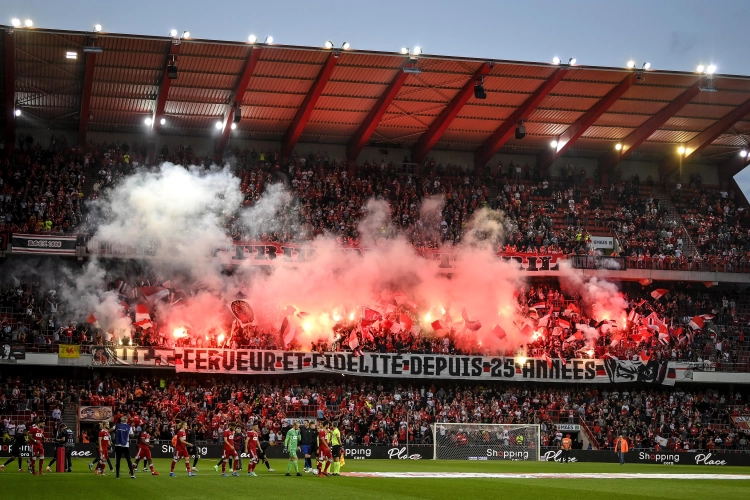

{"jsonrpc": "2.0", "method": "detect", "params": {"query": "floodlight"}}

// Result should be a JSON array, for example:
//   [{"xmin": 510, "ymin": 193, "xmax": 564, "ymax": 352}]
[
  {"xmin": 11, "ymin": 18, "xmax": 20, "ymax": 28},
  {"xmin": 400, "ymin": 47, "xmax": 409, "ymax": 54},
  {"xmin": 264, "ymin": 36, "xmax": 273, "ymax": 44},
  {"xmin": 706, "ymin": 65, "xmax": 716, "ymax": 75},
  {"xmin": 170, "ymin": 29, "xmax": 178, "ymax": 37},
  {"xmin": 248, "ymin": 34, "xmax": 257, "ymax": 43},
  {"xmin": 24, "ymin": 19, "xmax": 33, "ymax": 27},
  {"xmin": 215, "ymin": 121, "xmax": 223, "ymax": 129},
  {"xmin": 342, "ymin": 42, "xmax": 350, "ymax": 50},
  {"xmin": 324, "ymin": 40, "xmax": 334, "ymax": 49},
  {"xmin": 552, "ymin": 57, "xmax": 560, "ymax": 65},
  {"xmin": 615, "ymin": 143, "xmax": 622, "ymax": 151},
  {"xmin": 231, "ymin": 122, "xmax": 237, "ymax": 130},
  {"xmin": 568, "ymin": 58, "xmax": 576, "ymax": 65},
  {"xmin": 14, "ymin": 109, "xmax": 21, "ymax": 117},
  {"xmin": 627, "ymin": 60, "xmax": 636, "ymax": 69},
  {"xmin": 144, "ymin": 117, "xmax": 153, "ymax": 126},
  {"xmin": 159, "ymin": 118, "xmax": 166, "ymax": 125},
  {"xmin": 678, "ymin": 146, "xmax": 686, "ymax": 155},
  {"xmin": 182, "ymin": 31, "xmax": 190, "ymax": 39},
  {"xmin": 550, "ymin": 140, "xmax": 558, "ymax": 148},
  {"xmin": 642, "ymin": 62, "xmax": 651, "ymax": 70},
  {"xmin": 696, "ymin": 65, "xmax": 705, "ymax": 73},
  {"xmin": 94, "ymin": 24, "xmax": 102, "ymax": 32}
]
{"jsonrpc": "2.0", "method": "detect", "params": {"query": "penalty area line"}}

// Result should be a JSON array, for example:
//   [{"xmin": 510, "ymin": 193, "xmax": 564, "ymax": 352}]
[{"xmin": 342, "ymin": 472, "xmax": 750, "ymax": 480}]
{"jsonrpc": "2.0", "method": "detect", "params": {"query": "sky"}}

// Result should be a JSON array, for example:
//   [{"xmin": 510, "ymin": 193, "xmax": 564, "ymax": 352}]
[{"xmin": 4, "ymin": 0, "xmax": 750, "ymax": 75}]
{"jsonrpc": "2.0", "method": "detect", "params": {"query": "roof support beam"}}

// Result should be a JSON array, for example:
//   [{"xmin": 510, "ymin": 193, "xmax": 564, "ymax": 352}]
[
  {"xmin": 347, "ymin": 67, "xmax": 408, "ymax": 162},
  {"xmin": 4, "ymin": 30, "xmax": 16, "ymax": 154},
  {"xmin": 412, "ymin": 62, "xmax": 492, "ymax": 164},
  {"xmin": 537, "ymin": 72, "xmax": 637, "ymax": 175},
  {"xmin": 151, "ymin": 41, "xmax": 181, "ymax": 135},
  {"xmin": 215, "ymin": 46, "xmax": 262, "ymax": 159},
  {"xmin": 659, "ymin": 94, "xmax": 750, "ymax": 179},
  {"xmin": 77, "ymin": 49, "xmax": 97, "ymax": 146},
  {"xmin": 599, "ymin": 80, "xmax": 701, "ymax": 174},
  {"xmin": 474, "ymin": 67, "xmax": 569, "ymax": 170},
  {"xmin": 281, "ymin": 52, "xmax": 338, "ymax": 160}
]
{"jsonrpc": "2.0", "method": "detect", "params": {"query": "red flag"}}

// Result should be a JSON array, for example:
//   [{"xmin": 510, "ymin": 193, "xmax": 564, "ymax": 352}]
[
  {"xmin": 135, "ymin": 304, "xmax": 150, "ymax": 323},
  {"xmin": 86, "ymin": 313, "xmax": 100, "ymax": 329},
  {"xmin": 229, "ymin": 299, "xmax": 255, "ymax": 327},
  {"xmin": 520, "ymin": 325, "xmax": 533, "ymax": 337},
  {"xmin": 672, "ymin": 326, "xmax": 684, "ymax": 339},
  {"xmin": 363, "ymin": 308, "xmax": 382, "ymax": 322},
  {"xmin": 431, "ymin": 320, "xmax": 447, "ymax": 332},
  {"xmin": 393, "ymin": 292, "xmax": 408, "ymax": 306},
  {"xmin": 461, "ymin": 308, "xmax": 482, "ymax": 331},
  {"xmin": 348, "ymin": 330, "xmax": 359, "ymax": 350},
  {"xmin": 137, "ymin": 286, "xmax": 169, "ymax": 303},
  {"xmin": 650, "ymin": 289, "xmax": 669, "ymax": 300},
  {"xmin": 281, "ymin": 317, "xmax": 297, "ymax": 347},
  {"xmin": 558, "ymin": 319, "xmax": 571, "ymax": 329},
  {"xmin": 688, "ymin": 316, "xmax": 704, "ymax": 330},
  {"xmin": 399, "ymin": 314, "xmax": 413, "ymax": 333},
  {"xmin": 640, "ymin": 351, "xmax": 651, "ymax": 363},
  {"xmin": 531, "ymin": 302, "xmax": 546, "ymax": 310},
  {"xmin": 542, "ymin": 352, "xmax": 553, "ymax": 369},
  {"xmin": 492, "ymin": 325, "xmax": 506, "ymax": 340}
]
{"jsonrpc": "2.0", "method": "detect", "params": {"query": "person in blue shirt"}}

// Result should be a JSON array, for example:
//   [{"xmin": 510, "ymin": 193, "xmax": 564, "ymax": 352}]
[{"xmin": 113, "ymin": 416, "xmax": 136, "ymax": 479}]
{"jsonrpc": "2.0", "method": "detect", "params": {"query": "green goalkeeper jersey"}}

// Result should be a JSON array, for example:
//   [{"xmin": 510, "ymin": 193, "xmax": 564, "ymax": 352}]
[{"xmin": 285, "ymin": 428, "xmax": 301, "ymax": 450}]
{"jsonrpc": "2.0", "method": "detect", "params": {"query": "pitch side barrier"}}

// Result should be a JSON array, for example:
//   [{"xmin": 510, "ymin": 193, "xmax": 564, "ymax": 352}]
[{"xmin": 5, "ymin": 444, "xmax": 749, "ymax": 466}]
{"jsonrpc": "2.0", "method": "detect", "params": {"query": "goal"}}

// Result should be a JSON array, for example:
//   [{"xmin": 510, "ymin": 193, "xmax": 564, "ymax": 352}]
[{"xmin": 432, "ymin": 422, "xmax": 540, "ymax": 461}]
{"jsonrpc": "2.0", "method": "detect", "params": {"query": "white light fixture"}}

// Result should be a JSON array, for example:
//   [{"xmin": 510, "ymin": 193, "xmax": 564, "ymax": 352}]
[
  {"xmin": 706, "ymin": 64, "xmax": 716, "ymax": 75},
  {"xmin": 552, "ymin": 56, "xmax": 561, "ymax": 65},
  {"xmin": 696, "ymin": 64, "xmax": 705, "ymax": 73},
  {"xmin": 400, "ymin": 47, "xmax": 409, "ymax": 54},
  {"xmin": 568, "ymin": 58, "xmax": 576, "ymax": 66},
  {"xmin": 615, "ymin": 143, "xmax": 622, "ymax": 151},
  {"xmin": 182, "ymin": 31, "xmax": 190, "ymax": 39},
  {"xmin": 66, "ymin": 51, "xmax": 77, "ymax": 59},
  {"xmin": 231, "ymin": 122, "xmax": 237, "ymax": 130},
  {"xmin": 264, "ymin": 36, "xmax": 273, "ymax": 44},
  {"xmin": 144, "ymin": 117, "xmax": 153, "ymax": 126},
  {"xmin": 170, "ymin": 29, "xmax": 178, "ymax": 37},
  {"xmin": 14, "ymin": 109, "xmax": 21, "ymax": 117},
  {"xmin": 94, "ymin": 24, "xmax": 102, "ymax": 32},
  {"xmin": 412, "ymin": 46, "xmax": 422, "ymax": 56},
  {"xmin": 24, "ymin": 19, "xmax": 33, "ymax": 27},
  {"xmin": 642, "ymin": 62, "xmax": 651, "ymax": 70},
  {"xmin": 550, "ymin": 140, "xmax": 558, "ymax": 148},
  {"xmin": 626, "ymin": 60, "xmax": 636, "ymax": 69},
  {"xmin": 341, "ymin": 42, "xmax": 350, "ymax": 50},
  {"xmin": 11, "ymin": 18, "xmax": 21, "ymax": 28},
  {"xmin": 215, "ymin": 121, "xmax": 223, "ymax": 129},
  {"xmin": 740, "ymin": 150, "xmax": 748, "ymax": 158},
  {"xmin": 159, "ymin": 118, "xmax": 166, "ymax": 125},
  {"xmin": 324, "ymin": 40, "xmax": 334, "ymax": 49},
  {"xmin": 678, "ymin": 146, "xmax": 686, "ymax": 155},
  {"xmin": 248, "ymin": 34, "xmax": 257, "ymax": 43}
]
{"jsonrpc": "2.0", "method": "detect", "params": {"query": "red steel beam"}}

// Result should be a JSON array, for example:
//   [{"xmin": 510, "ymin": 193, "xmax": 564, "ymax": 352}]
[
  {"xmin": 280, "ymin": 52, "xmax": 338, "ymax": 160},
  {"xmin": 412, "ymin": 62, "xmax": 493, "ymax": 164},
  {"xmin": 347, "ymin": 67, "xmax": 408, "ymax": 162},
  {"xmin": 537, "ymin": 72, "xmax": 637, "ymax": 174},
  {"xmin": 151, "ymin": 41, "xmax": 181, "ymax": 134},
  {"xmin": 216, "ymin": 46, "xmax": 262, "ymax": 158},
  {"xmin": 77, "ymin": 50, "xmax": 97, "ymax": 146},
  {"xmin": 4, "ymin": 31, "xmax": 15, "ymax": 154},
  {"xmin": 599, "ymin": 80, "xmax": 701, "ymax": 173},
  {"xmin": 474, "ymin": 67, "xmax": 569, "ymax": 169},
  {"xmin": 659, "ymin": 94, "xmax": 750, "ymax": 178}
]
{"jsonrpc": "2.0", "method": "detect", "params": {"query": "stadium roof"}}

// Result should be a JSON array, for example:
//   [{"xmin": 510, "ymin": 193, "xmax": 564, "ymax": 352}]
[{"xmin": 3, "ymin": 26, "xmax": 750, "ymax": 174}]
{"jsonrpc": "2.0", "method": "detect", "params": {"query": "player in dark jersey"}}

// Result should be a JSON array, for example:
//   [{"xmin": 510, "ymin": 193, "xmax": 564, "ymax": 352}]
[
  {"xmin": 1, "ymin": 427, "xmax": 28, "ymax": 472},
  {"xmin": 187, "ymin": 423, "xmax": 201, "ymax": 471}
]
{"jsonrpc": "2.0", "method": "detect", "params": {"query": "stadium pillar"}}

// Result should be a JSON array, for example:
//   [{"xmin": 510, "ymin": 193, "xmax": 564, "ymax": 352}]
[
  {"xmin": 347, "ymin": 68, "xmax": 408, "ymax": 164},
  {"xmin": 151, "ymin": 41, "xmax": 181, "ymax": 136},
  {"xmin": 215, "ymin": 46, "xmax": 262, "ymax": 162},
  {"xmin": 599, "ymin": 80, "xmax": 701, "ymax": 176},
  {"xmin": 77, "ymin": 50, "xmax": 97, "ymax": 146},
  {"xmin": 411, "ymin": 62, "xmax": 493, "ymax": 165},
  {"xmin": 536, "ymin": 72, "xmax": 637, "ymax": 176},
  {"xmin": 4, "ymin": 30, "xmax": 16, "ymax": 154},
  {"xmin": 474, "ymin": 67, "xmax": 568, "ymax": 171},
  {"xmin": 659, "ymin": 94, "xmax": 750, "ymax": 180},
  {"xmin": 280, "ymin": 52, "xmax": 339, "ymax": 162}
]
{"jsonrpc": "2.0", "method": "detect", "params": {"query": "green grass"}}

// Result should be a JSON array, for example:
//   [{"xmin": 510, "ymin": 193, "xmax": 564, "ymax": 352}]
[{"xmin": 3, "ymin": 458, "xmax": 750, "ymax": 500}]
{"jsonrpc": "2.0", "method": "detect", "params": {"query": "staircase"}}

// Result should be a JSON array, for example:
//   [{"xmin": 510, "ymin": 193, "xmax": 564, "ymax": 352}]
[
  {"xmin": 651, "ymin": 187, "xmax": 697, "ymax": 256},
  {"xmin": 62, "ymin": 405, "xmax": 78, "ymax": 442}
]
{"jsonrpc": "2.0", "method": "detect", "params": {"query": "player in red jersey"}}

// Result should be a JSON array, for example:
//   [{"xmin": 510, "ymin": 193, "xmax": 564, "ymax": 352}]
[
  {"xmin": 244, "ymin": 424, "xmax": 260, "ymax": 476},
  {"xmin": 220, "ymin": 423, "xmax": 240, "ymax": 476},
  {"xmin": 96, "ymin": 421, "xmax": 111, "ymax": 476},
  {"xmin": 316, "ymin": 421, "xmax": 332, "ymax": 477},
  {"xmin": 134, "ymin": 426, "xmax": 159, "ymax": 475},
  {"xmin": 170, "ymin": 421, "xmax": 196, "ymax": 477},
  {"xmin": 29, "ymin": 421, "xmax": 45, "ymax": 476}
]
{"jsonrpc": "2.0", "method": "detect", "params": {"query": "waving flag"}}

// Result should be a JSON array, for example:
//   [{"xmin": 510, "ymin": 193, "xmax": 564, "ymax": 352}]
[
  {"xmin": 229, "ymin": 299, "xmax": 255, "ymax": 327},
  {"xmin": 563, "ymin": 303, "xmax": 580, "ymax": 316},
  {"xmin": 431, "ymin": 319, "xmax": 447, "ymax": 332},
  {"xmin": 688, "ymin": 316, "xmax": 704, "ymax": 330},
  {"xmin": 640, "ymin": 351, "xmax": 651, "ymax": 363},
  {"xmin": 348, "ymin": 330, "xmax": 359, "ymax": 350},
  {"xmin": 363, "ymin": 308, "xmax": 382, "ymax": 324},
  {"xmin": 399, "ymin": 314, "xmax": 413, "ymax": 333},
  {"xmin": 541, "ymin": 352, "xmax": 553, "ymax": 369},
  {"xmin": 538, "ymin": 314, "xmax": 551, "ymax": 327},
  {"xmin": 492, "ymin": 325, "xmax": 507, "ymax": 340},
  {"xmin": 86, "ymin": 313, "xmax": 100, "ymax": 329},
  {"xmin": 461, "ymin": 308, "xmax": 482, "ymax": 331},
  {"xmin": 393, "ymin": 292, "xmax": 408, "ymax": 306},
  {"xmin": 281, "ymin": 317, "xmax": 297, "ymax": 347},
  {"xmin": 650, "ymin": 289, "xmax": 669, "ymax": 300},
  {"xmin": 135, "ymin": 303, "xmax": 150, "ymax": 323},
  {"xmin": 557, "ymin": 319, "xmax": 571, "ymax": 330},
  {"xmin": 530, "ymin": 302, "xmax": 547, "ymax": 310},
  {"xmin": 137, "ymin": 286, "xmax": 170, "ymax": 303}
]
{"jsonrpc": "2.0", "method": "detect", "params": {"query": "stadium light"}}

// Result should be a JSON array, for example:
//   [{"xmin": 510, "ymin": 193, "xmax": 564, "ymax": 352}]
[
  {"xmin": 264, "ymin": 36, "xmax": 273, "ymax": 44},
  {"xmin": 248, "ymin": 34, "xmax": 257, "ymax": 43},
  {"xmin": 400, "ymin": 47, "xmax": 409, "ymax": 55},
  {"xmin": 170, "ymin": 29, "xmax": 178, "ymax": 37},
  {"xmin": 677, "ymin": 146, "xmax": 686, "ymax": 155},
  {"xmin": 231, "ymin": 122, "xmax": 237, "ymax": 130},
  {"xmin": 552, "ymin": 56, "xmax": 561, "ymax": 65},
  {"xmin": 66, "ymin": 51, "xmax": 77, "ymax": 59},
  {"xmin": 413, "ymin": 46, "xmax": 422, "ymax": 56},
  {"xmin": 182, "ymin": 31, "xmax": 190, "ymax": 39},
  {"xmin": 706, "ymin": 64, "xmax": 716, "ymax": 75},
  {"xmin": 324, "ymin": 40, "xmax": 334, "ymax": 49},
  {"xmin": 24, "ymin": 19, "xmax": 33, "ymax": 27},
  {"xmin": 568, "ymin": 58, "xmax": 576, "ymax": 66},
  {"xmin": 696, "ymin": 64, "xmax": 705, "ymax": 73},
  {"xmin": 615, "ymin": 143, "xmax": 622, "ymax": 151},
  {"xmin": 740, "ymin": 150, "xmax": 748, "ymax": 158},
  {"xmin": 626, "ymin": 60, "xmax": 636, "ymax": 69},
  {"xmin": 93, "ymin": 24, "xmax": 102, "ymax": 32},
  {"xmin": 144, "ymin": 117, "xmax": 153, "ymax": 126},
  {"xmin": 14, "ymin": 109, "xmax": 21, "ymax": 117},
  {"xmin": 11, "ymin": 18, "xmax": 21, "ymax": 28},
  {"xmin": 642, "ymin": 62, "xmax": 651, "ymax": 70},
  {"xmin": 215, "ymin": 121, "xmax": 223, "ymax": 129},
  {"xmin": 341, "ymin": 42, "xmax": 350, "ymax": 50},
  {"xmin": 159, "ymin": 118, "xmax": 166, "ymax": 125},
  {"xmin": 550, "ymin": 140, "xmax": 558, "ymax": 148}
]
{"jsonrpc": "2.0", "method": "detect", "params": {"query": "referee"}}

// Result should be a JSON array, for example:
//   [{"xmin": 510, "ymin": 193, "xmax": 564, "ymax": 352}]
[
  {"xmin": 329, "ymin": 422, "xmax": 341, "ymax": 476},
  {"xmin": 113, "ymin": 416, "xmax": 136, "ymax": 479}
]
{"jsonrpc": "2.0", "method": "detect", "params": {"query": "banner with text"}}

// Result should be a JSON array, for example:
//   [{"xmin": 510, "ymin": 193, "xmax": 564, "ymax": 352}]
[
  {"xmin": 172, "ymin": 349, "xmax": 676, "ymax": 385},
  {"xmin": 12, "ymin": 233, "xmax": 77, "ymax": 255}
]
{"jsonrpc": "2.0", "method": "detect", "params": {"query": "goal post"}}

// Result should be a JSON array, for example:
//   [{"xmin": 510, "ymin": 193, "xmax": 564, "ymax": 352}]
[{"xmin": 432, "ymin": 422, "xmax": 541, "ymax": 461}]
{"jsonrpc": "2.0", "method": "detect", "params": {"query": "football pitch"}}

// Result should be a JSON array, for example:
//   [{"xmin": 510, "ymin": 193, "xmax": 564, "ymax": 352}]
[{"xmin": 3, "ymin": 459, "xmax": 750, "ymax": 499}]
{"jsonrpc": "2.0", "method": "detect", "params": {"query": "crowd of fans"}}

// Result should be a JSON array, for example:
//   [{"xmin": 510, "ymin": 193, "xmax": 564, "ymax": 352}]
[{"xmin": 1, "ymin": 374, "xmax": 748, "ymax": 454}]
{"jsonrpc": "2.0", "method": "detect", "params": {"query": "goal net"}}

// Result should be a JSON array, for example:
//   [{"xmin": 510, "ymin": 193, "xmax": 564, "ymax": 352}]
[{"xmin": 432, "ymin": 422, "xmax": 540, "ymax": 461}]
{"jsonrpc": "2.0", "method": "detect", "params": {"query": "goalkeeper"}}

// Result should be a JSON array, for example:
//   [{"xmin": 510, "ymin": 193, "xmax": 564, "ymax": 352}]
[{"xmin": 284, "ymin": 421, "xmax": 302, "ymax": 476}]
